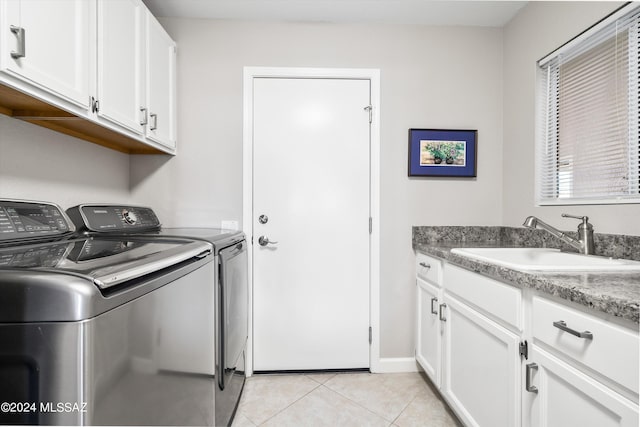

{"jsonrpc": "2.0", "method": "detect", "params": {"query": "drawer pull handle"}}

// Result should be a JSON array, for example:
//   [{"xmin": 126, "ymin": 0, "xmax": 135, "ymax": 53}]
[
  {"xmin": 553, "ymin": 320, "xmax": 593, "ymax": 340},
  {"xmin": 525, "ymin": 363, "xmax": 538, "ymax": 394},
  {"xmin": 430, "ymin": 297, "xmax": 438, "ymax": 315},
  {"xmin": 419, "ymin": 262, "xmax": 431, "ymax": 269},
  {"xmin": 439, "ymin": 303, "xmax": 447, "ymax": 322}
]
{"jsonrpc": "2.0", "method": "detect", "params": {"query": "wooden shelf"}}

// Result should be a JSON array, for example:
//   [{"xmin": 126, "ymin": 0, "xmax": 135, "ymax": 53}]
[{"xmin": 0, "ymin": 84, "xmax": 165, "ymax": 154}]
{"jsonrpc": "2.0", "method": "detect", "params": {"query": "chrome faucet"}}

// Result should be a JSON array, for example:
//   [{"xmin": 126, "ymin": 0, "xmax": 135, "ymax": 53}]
[{"xmin": 523, "ymin": 214, "xmax": 595, "ymax": 255}]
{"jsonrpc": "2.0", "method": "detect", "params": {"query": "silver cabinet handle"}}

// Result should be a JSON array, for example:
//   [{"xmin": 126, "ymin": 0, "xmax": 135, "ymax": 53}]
[
  {"xmin": 140, "ymin": 107, "xmax": 148, "ymax": 125},
  {"xmin": 553, "ymin": 320, "xmax": 593, "ymax": 340},
  {"xmin": 10, "ymin": 25, "xmax": 25, "ymax": 59},
  {"xmin": 258, "ymin": 236, "xmax": 278, "ymax": 247},
  {"xmin": 525, "ymin": 363, "xmax": 538, "ymax": 394},
  {"xmin": 90, "ymin": 96, "xmax": 99, "ymax": 113},
  {"xmin": 419, "ymin": 262, "xmax": 431, "ymax": 269},
  {"xmin": 439, "ymin": 303, "xmax": 447, "ymax": 321},
  {"xmin": 150, "ymin": 113, "xmax": 158, "ymax": 130},
  {"xmin": 430, "ymin": 297, "xmax": 438, "ymax": 315}
]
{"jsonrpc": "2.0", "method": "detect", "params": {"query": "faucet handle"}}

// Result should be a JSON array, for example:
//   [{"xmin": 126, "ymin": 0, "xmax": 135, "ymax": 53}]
[
  {"xmin": 562, "ymin": 213, "xmax": 588, "ymax": 221},
  {"xmin": 562, "ymin": 213, "xmax": 592, "ymax": 230}
]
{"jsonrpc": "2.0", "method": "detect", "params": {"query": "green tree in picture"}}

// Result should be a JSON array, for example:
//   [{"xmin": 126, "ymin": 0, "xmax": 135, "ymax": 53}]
[
  {"xmin": 425, "ymin": 142, "xmax": 464, "ymax": 164},
  {"xmin": 426, "ymin": 144, "xmax": 446, "ymax": 163}
]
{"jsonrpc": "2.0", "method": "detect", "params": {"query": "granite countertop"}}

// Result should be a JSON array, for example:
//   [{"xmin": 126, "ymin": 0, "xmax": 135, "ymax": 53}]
[{"xmin": 413, "ymin": 227, "xmax": 640, "ymax": 325}]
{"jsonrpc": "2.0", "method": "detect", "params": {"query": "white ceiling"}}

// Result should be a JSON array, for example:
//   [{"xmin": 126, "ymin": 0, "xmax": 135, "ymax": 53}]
[{"xmin": 141, "ymin": 0, "xmax": 528, "ymax": 27}]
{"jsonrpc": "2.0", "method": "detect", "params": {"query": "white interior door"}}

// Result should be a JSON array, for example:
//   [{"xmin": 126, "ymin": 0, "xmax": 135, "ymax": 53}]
[{"xmin": 252, "ymin": 77, "xmax": 371, "ymax": 371}]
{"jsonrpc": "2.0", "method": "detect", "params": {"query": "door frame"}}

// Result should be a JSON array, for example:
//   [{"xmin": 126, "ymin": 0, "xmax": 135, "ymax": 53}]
[{"xmin": 243, "ymin": 67, "xmax": 381, "ymax": 375}]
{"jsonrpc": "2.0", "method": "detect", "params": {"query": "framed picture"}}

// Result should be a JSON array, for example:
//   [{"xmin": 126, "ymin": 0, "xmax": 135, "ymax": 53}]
[{"xmin": 408, "ymin": 128, "xmax": 477, "ymax": 177}]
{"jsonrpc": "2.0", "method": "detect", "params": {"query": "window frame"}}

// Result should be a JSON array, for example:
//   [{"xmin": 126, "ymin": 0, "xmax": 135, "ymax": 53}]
[{"xmin": 535, "ymin": 3, "xmax": 640, "ymax": 206}]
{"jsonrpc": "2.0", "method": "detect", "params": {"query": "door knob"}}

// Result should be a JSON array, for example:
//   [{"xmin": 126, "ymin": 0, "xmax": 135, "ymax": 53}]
[{"xmin": 258, "ymin": 236, "xmax": 278, "ymax": 246}]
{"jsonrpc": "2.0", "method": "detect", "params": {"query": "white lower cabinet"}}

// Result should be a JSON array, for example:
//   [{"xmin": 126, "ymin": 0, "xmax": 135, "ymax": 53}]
[
  {"xmin": 416, "ymin": 277, "xmax": 442, "ymax": 387},
  {"xmin": 442, "ymin": 294, "xmax": 521, "ymax": 427},
  {"xmin": 524, "ymin": 345, "xmax": 638, "ymax": 427},
  {"xmin": 415, "ymin": 253, "xmax": 639, "ymax": 427}
]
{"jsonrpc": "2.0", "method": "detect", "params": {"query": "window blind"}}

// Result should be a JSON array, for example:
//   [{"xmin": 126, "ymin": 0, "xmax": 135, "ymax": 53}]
[{"xmin": 536, "ymin": 4, "xmax": 640, "ymax": 205}]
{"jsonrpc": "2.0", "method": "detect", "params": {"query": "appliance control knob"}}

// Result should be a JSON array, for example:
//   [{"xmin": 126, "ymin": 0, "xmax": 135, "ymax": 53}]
[{"xmin": 122, "ymin": 209, "xmax": 137, "ymax": 225}]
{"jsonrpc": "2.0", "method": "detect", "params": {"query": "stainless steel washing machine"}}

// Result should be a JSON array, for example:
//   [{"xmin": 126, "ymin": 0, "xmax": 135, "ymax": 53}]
[{"xmin": 0, "ymin": 200, "xmax": 247, "ymax": 426}]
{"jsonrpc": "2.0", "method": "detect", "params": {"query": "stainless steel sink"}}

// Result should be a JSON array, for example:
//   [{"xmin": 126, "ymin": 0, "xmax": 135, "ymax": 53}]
[{"xmin": 450, "ymin": 247, "xmax": 640, "ymax": 272}]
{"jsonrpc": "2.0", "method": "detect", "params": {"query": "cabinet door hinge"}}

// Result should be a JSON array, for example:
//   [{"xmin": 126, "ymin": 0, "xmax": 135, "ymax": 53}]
[
  {"xmin": 369, "ymin": 326, "xmax": 372, "ymax": 344},
  {"xmin": 364, "ymin": 105, "xmax": 372, "ymax": 123},
  {"xmin": 369, "ymin": 217, "xmax": 372, "ymax": 234},
  {"xmin": 519, "ymin": 340, "xmax": 528, "ymax": 360}
]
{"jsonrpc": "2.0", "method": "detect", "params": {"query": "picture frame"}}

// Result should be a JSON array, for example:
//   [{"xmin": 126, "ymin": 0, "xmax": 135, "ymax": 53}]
[{"xmin": 408, "ymin": 128, "xmax": 477, "ymax": 177}]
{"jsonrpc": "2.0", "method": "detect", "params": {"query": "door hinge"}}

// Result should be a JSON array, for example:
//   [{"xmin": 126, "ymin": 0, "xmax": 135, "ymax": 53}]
[
  {"xmin": 369, "ymin": 326, "xmax": 372, "ymax": 344},
  {"xmin": 519, "ymin": 340, "xmax": 528, "ymax": 360},
  {"xmin": 364, "ymin": 105, "xmax": 372, "ymax": 123},
  {"xmin": 369, "ymin": 217, "xmax": 372, "ymax": 234}
]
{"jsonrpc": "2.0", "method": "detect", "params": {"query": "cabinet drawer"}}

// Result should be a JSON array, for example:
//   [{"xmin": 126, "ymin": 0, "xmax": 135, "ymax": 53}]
[
  {"xmin": 532, "ymin": 296, "xmax": 639, "ymax": 395},
  {"xmin": 444, "ymin": 264, "xmax": 522, "ymax": 330},
  {"xmin": 416, "ymin": 253, "xmax": 441, "ymax": 285}
]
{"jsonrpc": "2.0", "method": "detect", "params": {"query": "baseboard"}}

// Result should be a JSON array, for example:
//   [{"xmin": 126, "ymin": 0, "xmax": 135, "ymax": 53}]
[{"xmin": 372, "ymin": 357, "xmax": 421, "ymax": 373}]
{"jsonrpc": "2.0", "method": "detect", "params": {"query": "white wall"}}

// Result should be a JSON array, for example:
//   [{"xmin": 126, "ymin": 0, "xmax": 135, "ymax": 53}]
[
  {"xmin": 502, "ymin": 1, "xmax": 640, "ymax": 236},
  {"xmin": 0, "ymin": 114, "xmax": 130, "ymax": 209},
  {"xmin": 131, "ymin": 19, "xmax": 504, "ymax": 358}
]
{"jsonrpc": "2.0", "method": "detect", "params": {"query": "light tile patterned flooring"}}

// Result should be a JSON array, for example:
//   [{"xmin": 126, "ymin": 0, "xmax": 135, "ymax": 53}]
[{"xmin": 231, "ymin": 372, "xmax": 462, "ymax": 427}]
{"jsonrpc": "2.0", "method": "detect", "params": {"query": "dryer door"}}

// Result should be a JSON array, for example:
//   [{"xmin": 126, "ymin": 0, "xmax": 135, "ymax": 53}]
[{"xmin": 216, "ymin": 240, "xmax": 248, "ymax": 427}]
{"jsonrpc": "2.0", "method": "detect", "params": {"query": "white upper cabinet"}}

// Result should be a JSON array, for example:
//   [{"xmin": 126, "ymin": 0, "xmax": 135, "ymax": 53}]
[
  {"xmin": 145, "ymin": 10, "xmax": 176, "ymax": 150},
  {"xmin": 0, "ymin": 0, "xmax": 176, "ymax": 154},
  {"xmin": 0, "ymin": 0, "xmax": 93, "ymax": 108},
  {"xmin": 96, "ymin": 0, "xmax": 144, "ymax": 135}
]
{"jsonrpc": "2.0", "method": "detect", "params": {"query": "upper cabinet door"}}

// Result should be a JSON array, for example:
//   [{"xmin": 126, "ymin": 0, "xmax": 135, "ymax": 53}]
[
  {"xmin": 97, "ymin": 0, "xmax": 144, "ymax": 134},
  {"xmin": 0, "ymin": 0, "xmax": 93, "ymax": 108},
  {"xmin": 145, "ymin": 11, "xmax": 176, "ymax": 150}
]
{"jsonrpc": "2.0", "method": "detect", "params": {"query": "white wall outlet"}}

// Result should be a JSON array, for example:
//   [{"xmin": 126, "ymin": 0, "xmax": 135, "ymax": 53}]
[{"xmin": 221, "ymin": 220, "xmax": 239, "ymax": 230}]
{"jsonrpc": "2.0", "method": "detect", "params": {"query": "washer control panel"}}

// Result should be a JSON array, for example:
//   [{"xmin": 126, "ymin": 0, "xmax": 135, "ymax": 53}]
[
  {"xmin": 0, "ymin": 200, "xmax": 73, "ymax": 242},
  {"xmin": 67, "ymin": 204, "xmax": 160, "ymax": 232}
]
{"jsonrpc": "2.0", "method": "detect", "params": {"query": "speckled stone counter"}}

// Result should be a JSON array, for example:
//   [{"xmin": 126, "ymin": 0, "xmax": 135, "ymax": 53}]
[{"xmin": 413, "ymin": 226, "xmax": 640, "ymax": 325}]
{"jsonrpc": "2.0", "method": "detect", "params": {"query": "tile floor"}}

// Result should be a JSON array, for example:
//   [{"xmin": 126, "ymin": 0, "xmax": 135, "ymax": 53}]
[{"xmin": 231, "ymin": 371, "xmax": 462, "ymax": 427}]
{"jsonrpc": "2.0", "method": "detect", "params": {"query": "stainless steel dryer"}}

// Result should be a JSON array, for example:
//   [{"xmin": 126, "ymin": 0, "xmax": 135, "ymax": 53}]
[
  {"xmin": 0, "ymin": 199, "xmax": 219, "ymax": 426},
  {"xmin": 66, "ymin": 204, "xmax": 248, "ymax": 427}
]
